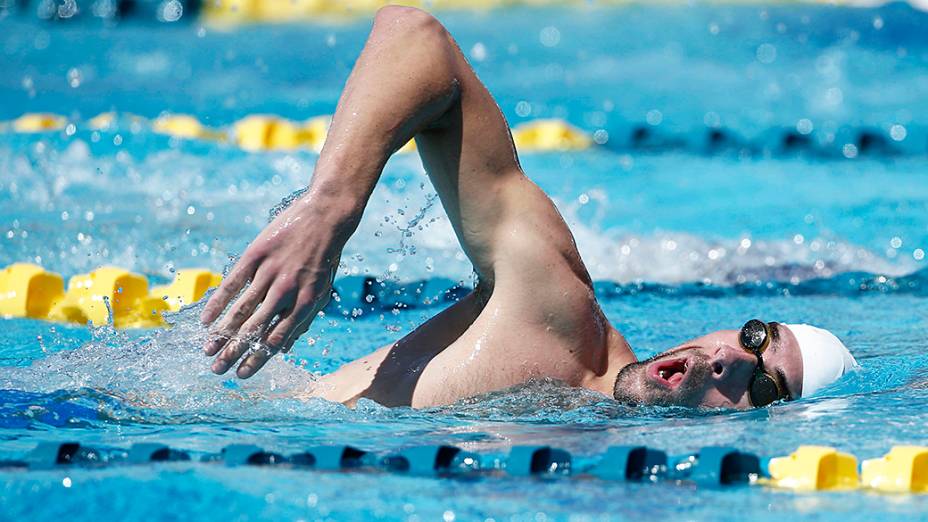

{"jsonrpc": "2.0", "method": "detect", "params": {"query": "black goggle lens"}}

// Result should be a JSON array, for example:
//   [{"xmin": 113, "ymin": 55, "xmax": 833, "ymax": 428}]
[
  {"xmin": 739, "ymin": 319, "xmax": 769, "ymax": 354},
  {"xmin": 748, "ymin": 370, "xmax": 780, "ymax": 407},
  {"xmin": 739, "ymin": 319, "xmax": 785, "ymax": 407}
]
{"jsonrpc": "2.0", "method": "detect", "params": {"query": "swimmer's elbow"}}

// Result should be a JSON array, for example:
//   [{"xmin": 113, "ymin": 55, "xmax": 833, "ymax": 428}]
[
  {"xmin": 372, "ymin": 6, "xmax": 449, "ymax": 54},
  {"xmin": 374, "ymin": 5, "xmax": 442, "ymax": 32}
]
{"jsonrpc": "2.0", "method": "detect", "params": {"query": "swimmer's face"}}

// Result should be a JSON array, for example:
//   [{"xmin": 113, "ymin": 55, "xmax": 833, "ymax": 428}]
[{"xmin": 613, "ymin": 322, "xmax": 803, "ymax": 409}]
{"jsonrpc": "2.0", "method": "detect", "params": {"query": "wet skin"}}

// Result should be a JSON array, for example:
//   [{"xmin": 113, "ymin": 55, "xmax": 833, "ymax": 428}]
[
  {"xmin": 200, "ymin": 6, "xmax": 804, "ymax": 409},
  {"xmin": 614, "ymin": 323, "xmax": 804, "ymax": 409}
]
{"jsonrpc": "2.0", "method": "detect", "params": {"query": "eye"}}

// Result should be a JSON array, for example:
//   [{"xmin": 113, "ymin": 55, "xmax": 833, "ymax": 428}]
[{"xmin": 775, "ymin": 368, "xmax": 792, "ymax": 401}]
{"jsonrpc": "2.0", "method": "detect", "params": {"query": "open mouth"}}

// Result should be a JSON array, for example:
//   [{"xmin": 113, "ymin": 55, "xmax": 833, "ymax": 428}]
[{"xmin": 648, "ymin": 357, "xmax": 688, "ymax": 389}]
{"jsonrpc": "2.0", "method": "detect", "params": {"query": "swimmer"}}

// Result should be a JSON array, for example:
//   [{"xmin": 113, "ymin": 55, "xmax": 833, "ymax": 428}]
[{"xmin": 201, "ymin": 6, "xmax": 857, "ymax": 409}]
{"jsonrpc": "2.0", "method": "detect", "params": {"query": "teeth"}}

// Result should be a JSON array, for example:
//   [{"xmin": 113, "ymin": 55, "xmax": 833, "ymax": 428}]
[{"xmin": 659, "ymin": 369, "xmax": 668, "ymax": 379}]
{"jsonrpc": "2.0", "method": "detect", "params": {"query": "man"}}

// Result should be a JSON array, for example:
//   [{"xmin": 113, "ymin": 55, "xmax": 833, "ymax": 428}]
[{"xmin": 200, "ymin": 6, "xmax": 857, "ymax": 409}]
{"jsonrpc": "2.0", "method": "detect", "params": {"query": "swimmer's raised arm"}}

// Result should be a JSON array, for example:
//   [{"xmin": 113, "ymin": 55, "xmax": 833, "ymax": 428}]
[{"xmin": 201, "ymin": 6, "xmax": 534, "ymax": 378}]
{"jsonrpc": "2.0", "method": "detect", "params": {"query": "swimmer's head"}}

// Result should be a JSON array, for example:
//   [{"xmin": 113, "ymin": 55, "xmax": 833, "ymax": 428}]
[{"xmin": 612, "ymin": 321, "xmax": 857, "ymax": 409}]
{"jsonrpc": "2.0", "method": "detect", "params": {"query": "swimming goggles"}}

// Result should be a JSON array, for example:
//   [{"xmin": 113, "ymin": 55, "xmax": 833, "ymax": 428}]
[{"xmin": 739, "ymin": 319, "xmax": 790, "ymax": 407}]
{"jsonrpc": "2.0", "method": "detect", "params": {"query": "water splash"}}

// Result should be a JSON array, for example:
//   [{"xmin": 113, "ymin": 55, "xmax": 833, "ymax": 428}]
[{"xmin": 0, "ymin": 303, "xmax": 319, "ymax": 420}]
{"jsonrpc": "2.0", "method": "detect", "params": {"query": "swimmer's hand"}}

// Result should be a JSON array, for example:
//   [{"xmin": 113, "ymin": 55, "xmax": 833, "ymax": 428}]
[
  {"xmin": 201, "ymin": 5, "xmax": 517, "ymax": 379},
  {"xmin": 200, "ymin": 200, "xmax": 351, "ymax": 378}
]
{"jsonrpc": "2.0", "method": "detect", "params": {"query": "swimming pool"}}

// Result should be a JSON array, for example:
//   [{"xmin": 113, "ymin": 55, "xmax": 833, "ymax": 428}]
[{"xmin": 2, "ymin": 2, "xmax": 928, "ymax": 520}]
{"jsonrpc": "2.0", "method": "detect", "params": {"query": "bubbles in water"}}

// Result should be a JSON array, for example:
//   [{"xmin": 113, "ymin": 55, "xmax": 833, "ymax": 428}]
[
  {"xmin": 824, "ymin": 87, "xmax": 844, "ymax": 107},
  {"xmin": 67, "ymin": 68, "xmax": 81, "ymax": 88},
  {"xmin": 645, "ymin": 110, "xmax": 663, "ymax": 126},
  {"xmin": 58, "ymin": 0, "xmax": 78, "ymax": 19},
  {"xmin": 756, "ymin": 43, "xmax": 777, "ymax": 64},
  {"xmin": 470, "ymin": 42, "xmax": 487, "ymax": 62},
  {"xmin": 157, "ymin": 0, "xmax": 183, "ymax": 23},
  {"xmin": 539, "ymin": 26, "xmax": 561, "ymax": 48},
  {"xmin": 796, "ymin": 118, "xmax": 813, "ymax": 135},
  {"xmin": 889, "ymin": 124, "xmax": 907, "ymax": 141}
]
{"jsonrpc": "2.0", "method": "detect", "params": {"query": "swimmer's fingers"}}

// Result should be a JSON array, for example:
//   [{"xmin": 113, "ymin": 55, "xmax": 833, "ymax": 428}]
[
  {"xmin": 204, "ymin": 271, "xmax": 273, "ymax": 356},
  {"xmin": 237, "ymin": 306, "xmax": 314, "ymax": 378},
  {"xmin": 211, "ymin": 296, "xmax": 283, "ymax": 375},
  {"xmin": 201, "ymin": 256, "xmax": 259, "ymax": 325}
]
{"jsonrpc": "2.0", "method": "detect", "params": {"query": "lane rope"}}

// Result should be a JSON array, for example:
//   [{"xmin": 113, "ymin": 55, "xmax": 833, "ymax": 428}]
[{"xmin": 3, "ymin": 441, "xmax": 927, "ymax": 493}]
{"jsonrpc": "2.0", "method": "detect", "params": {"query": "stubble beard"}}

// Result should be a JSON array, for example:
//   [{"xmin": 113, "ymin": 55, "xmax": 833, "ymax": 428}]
[{"xmin": 612, "ymin": 350, "xmax": 712, "ymax": 407}]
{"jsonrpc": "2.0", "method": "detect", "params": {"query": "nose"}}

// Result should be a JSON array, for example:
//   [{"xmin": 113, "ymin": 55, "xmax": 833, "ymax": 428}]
[{"xmin": 709, "ymin": 344, "xmax": 757, "ymax": 386}]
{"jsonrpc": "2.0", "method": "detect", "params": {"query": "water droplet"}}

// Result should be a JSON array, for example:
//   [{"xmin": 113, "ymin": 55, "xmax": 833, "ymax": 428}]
[
  {"xmin": 889, "ymin": 124, "xmax": 907, "ymax": 141},
  {"xmin": 796, "ymin": 118, "xmax": 813, "ymax": 135},
  {"xmin": 756, "ymin": 43, "xmax": 777, "ymax": 64},
  {"xmin": 539, "ymin": 26, "xmax": 560, "ymax": 47},
  {"xmin": 157, "ymin": 0, "xmax": 183, "ymax": 22},
  {"xmin": 67, "ymin": 68, "xmax": 81, "ymax": 88},
  {"xmin": 58, "ymin": 0, "xmax": 78, "ymax": 19},
  {"xmin": 646, "ymin": 110, "xmax": 663, "ymax": 126},
  {"xmin": 470, "ymin": 42, "xmax": 487, "ymax": 62}
]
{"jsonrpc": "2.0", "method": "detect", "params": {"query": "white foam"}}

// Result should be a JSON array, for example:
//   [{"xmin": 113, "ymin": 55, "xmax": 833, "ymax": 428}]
[{"xmin": 0, "ymin": 140, "xmax": 915, "ymax": 287}]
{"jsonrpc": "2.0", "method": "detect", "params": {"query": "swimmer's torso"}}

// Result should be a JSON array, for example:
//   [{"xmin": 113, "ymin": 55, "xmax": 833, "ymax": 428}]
[{"xmin": 307, "ymin": 186, "xmax": 636, "ymax": 407}]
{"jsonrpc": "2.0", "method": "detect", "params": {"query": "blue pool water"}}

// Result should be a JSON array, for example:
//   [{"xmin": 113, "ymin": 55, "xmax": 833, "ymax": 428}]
[{"xmin": 2, "ymin": 3, "xmax": 928, "ymax": 520}]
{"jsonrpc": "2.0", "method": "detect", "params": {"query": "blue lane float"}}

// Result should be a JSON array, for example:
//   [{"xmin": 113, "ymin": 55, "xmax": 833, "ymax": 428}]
[
  {"xmin": 383, "ymin": 445, "xmax": 480, "ymax": 476},
  {"xmin": 220, "ymin": 444, "xmax": 286, "ymax": 466},
  {"xmin": 128, "ymin": 443, "xmax": 191, "ymax": 463},
  {"xmin": 590, "ymin": 446, "xmax": 668, "ymax": 482},
  {"xmin": 26, "ymin": 442, "xmax": 100, "ymax": 469},
  {"xmin": 670, "ymin": 447, "xmax": 762, "ymax": 486},
  {"xmin": 506, "ymin": 446, "xmax": 572, "ymax": 477},
  {"xmin": 296, "ymin": 445, "xmax": 369, "ymax": 470}
]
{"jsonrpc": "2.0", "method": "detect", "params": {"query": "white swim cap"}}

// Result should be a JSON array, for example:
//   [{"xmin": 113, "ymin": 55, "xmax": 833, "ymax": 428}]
[{"xmin": 784, "ymin": 324, "xmax": 858, "ymax": 398}]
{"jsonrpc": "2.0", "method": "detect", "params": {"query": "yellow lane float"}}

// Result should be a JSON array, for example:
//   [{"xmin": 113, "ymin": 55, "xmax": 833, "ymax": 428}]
[
  {"xmin": 0, "ymin": 264, "xmax": 65, "ymax": 319},
  {"xmin": 88, "ymin": 112, "xmax": 118, "ymax": 130},
  {"xmin": 764, "ymin": 446, "xmax": 860, "ymax": 491},
  {"xmin": 511, "ymin": 119, "xmax": 592, "ymax": 151},
  {"xmin": 302, "ymin": 115, "xmax": 331, "ymax": 152},
  {"xmin": 203, "ymin": 0, "xmax": 547, "ymax": 24},
  {"xmin": 11, "ymin": 113, "xmax": 68, "ymax": 133},
  {"xmin": 153, "ymin": 114, "xmax": 225, "ymax": 141},
  {"xmin": 0, "ymin": 264, "xmax": 223, "ymax": 329},
  {"xmin": 397, "ymin": 138, "xmax": 417, "ymax": 154},
  {"xmin": 862, "ymin": 446, "xmax": 928, "ymax": 493},
  {"xmin": 151, "ymin": 269, "xmax": 222, "ymax": 312},
  {"xmin": 47, "ymin": 267, "xmax": 169, "ymax": 328},
  {"xmin": 233, "ymin": 114, "xmax": 337, "ymax": 152},
  {"xmin": 7, "ymin": 111, "xmax": 592, "ymax": 154},
  {"xmin": 234, "ymin": 115, "xmax": 309, "ymax": 151}
]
